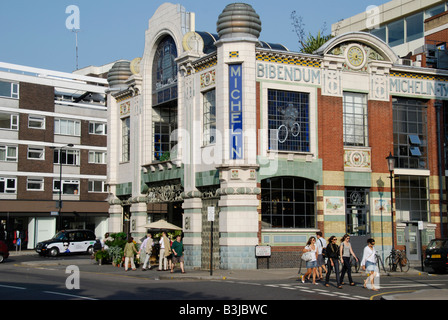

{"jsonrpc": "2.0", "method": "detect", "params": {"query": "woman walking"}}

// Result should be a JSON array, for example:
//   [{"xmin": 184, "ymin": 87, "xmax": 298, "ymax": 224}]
[
  {"xmin": 124, "ymin": 237, "xmax": 138, "ymax": 271},
  {"xmin": 361, "ymin": 238, "xmax": 379, "ymax": 291},
  {"xmin": 301, "ymin": 237, "xmax": 318, "ymax": 285},
  {"xmin": 339, "ymin": 234, "xmax": 358, "ymax": 286},
  {"xmin": 324, "ymin": 236, "xmax": 342, "ymax": 289}
]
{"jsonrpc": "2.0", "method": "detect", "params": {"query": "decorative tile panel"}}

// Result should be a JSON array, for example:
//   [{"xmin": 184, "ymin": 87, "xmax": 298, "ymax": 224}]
[{"xmin": 344, "ymin": 148, "xmax": 371, "ymax": 171}]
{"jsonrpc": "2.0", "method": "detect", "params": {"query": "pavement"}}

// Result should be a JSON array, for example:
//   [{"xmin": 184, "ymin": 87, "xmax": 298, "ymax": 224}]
[{"xmin": 8, "ymin": 249, "xmax": 448, "ymax": 300}]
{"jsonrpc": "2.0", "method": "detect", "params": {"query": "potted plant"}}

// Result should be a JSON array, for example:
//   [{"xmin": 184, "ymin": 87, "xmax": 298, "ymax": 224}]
[{"xmin": 94, "ymin": 249, "xmax": 109, "ymax": 265}]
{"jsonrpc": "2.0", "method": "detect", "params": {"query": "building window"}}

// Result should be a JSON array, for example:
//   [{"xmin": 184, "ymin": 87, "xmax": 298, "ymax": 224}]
[
  {"xmin": 54, "ymin": 119, "xmax": 81, "ymax": 136},
  {"xmin": 28, "ymin": 116, "xmax": 46, "ymax": 129},
  {"xmin": 261, "ymin": 176, "xmax": 316, "ymax": 229},
  {"xmin": 370, "ymin": 26, "xmax": 386, "ymax": 42},
  {"xmin": 343, "ymin": 92, "xmax": 368, "ymax": 147},
  {"xmin": 268, "ymin": 89, "xmax": 310, "ymax": 152},
  {"xmin": 0, "ymin": 113, "xmax": 18, "ymax": 130},
  {"xmin": 203, "ymin": 89, "xmax": 216, "ymax": 146},
  {"xmin": 395, "ymin": 176, "xmax": 429, "ymax": 222},
  {"xmin": 393, "ymin": 98, "xmax": 427, "ymax": 169},
  {"xmin": 153, "ymin": 36, "xmax": 178, "ymax": 105},
  {"xmin": 0, "ymin": 81, "xmax": 19, "ymax": 99},
  {"xmin": 88, "ymin": 151, "xmax": 107, "ymax": 164},
  {"xmin": 406, "ymin": 12, "xmax": 424, "ymax": 42},
  {"xmin": 0, "ymin": 145, "xmax": 17, "ymax": 162},
  {"xmin": 122, "ymin": 117, "xmax": 130, "ymax": 162},
  {"xmin": 425, "ymin": 4, "xmax": 446, "ymax": 19},
  {"xmin": 53, "ymin": 149, "xmax": 79, "ymax": 166},
  {"xmin": 0, "ymin": 177, "xmax": 16, "ymax": 194},
  {"xmin": 153, "ymin": 107, "xmax": 177, "ymax": 161},
  {"xmin": 89, "ymin": 122, "xmax": 107, "ymax": 135},
  {"xmin": 28, "ymin": 147, "xmax": 45, "ymax": 160},
  {"xmin": 88, "ymin": 180, "xmax": 107, "ymax": 193},
  {"xmin": 27, "ymin": 178, "xmax": 44, "ymax": 191},
  {"xmin": 388, "ymin": 19, "xmax": 404, "ymax": 47},
  {"xmin": 53, "ymin": 180, "xmax": 79, "ymax": 195}
]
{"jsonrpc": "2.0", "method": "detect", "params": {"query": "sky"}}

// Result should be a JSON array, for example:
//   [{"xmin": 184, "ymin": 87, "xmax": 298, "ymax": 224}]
[{"xmin": 0, "ymin": 0, "xmax": 385, "ymax": 73}]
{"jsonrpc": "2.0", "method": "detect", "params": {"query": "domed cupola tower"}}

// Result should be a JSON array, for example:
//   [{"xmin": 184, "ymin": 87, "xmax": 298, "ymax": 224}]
[{"xmin": 214, "ymin": 3, "xmax": 262, "ymax": 270}]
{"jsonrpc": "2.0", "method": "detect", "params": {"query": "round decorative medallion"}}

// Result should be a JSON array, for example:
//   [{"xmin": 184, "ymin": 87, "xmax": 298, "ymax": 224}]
[
  {"xmin": 130, "ymin": 57, "xmax": 142, "ymax": 75},
  {"xmin": 346, "ymin": 44, "xmax": 366, "ymax": 69},
  {"xmin": 182, "ymin": 31, "xmax": 204, "ymax": 52}
]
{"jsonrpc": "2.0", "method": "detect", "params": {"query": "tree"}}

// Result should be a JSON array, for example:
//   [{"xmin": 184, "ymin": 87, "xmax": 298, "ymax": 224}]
[{"xmin": 291, "ymin": 11, "xmax": 334, "ymax": 54}]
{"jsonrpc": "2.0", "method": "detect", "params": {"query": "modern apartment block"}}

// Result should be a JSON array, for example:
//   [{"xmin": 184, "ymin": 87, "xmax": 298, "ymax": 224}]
[
  {"xmin": 332, "ymin": 0, "xmax": 448, "ymax": 65},
  {"xmin": 0, "ymin": 62, "xmax": 110, "ymax": 249}
]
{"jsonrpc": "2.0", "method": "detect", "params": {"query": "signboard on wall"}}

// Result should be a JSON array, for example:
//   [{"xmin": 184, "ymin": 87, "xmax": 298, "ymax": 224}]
[{"xmin": 229, "ymin": 64, "xmax": 243, "ymax": 160}]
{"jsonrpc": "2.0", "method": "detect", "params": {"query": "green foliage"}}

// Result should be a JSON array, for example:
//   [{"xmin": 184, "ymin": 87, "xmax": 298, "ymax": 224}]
[
  {"xmin": 301, "ymin": 31, "xmax": 333, "ymax": 54},
  {"xmin": 94, "ymin": 249, "xmax": 109, "ymax": 261},
  {"xmin": 290, "ymin": 10, "xmax": 333, "ymax": 54},
  {"xmin": 153, "ymin": 230, "xmax": 182, "ymax": 242},
  {"xmin": 106, "ymin": 232, "xmax": 127, "ymax": 249},
  {"xmin": 108, "ymin": 246, "xmax": 124, "ymax": 265},
  {"xmin": 159, "ymin": 151, "xmax": 171, "ymax": 162}
]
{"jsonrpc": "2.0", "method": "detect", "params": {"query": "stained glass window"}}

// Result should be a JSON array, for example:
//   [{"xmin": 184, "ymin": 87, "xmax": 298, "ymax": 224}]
[
  {"xmin": 268, "ymin": 89, "xmax": 310, "ymax": 152},
  {"xmin": 153, "ymin": 36, "xmax": 178, "ymax": 105}
]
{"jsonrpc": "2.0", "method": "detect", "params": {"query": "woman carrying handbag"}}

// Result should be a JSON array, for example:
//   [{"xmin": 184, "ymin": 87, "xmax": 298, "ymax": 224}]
[
  {"xmin": 324, "ymin": 236, "xmax": 342, "ymax": 289},
  {"xmin": 300, "ymin": 237, "xmax": 318, "ymax": 285}
]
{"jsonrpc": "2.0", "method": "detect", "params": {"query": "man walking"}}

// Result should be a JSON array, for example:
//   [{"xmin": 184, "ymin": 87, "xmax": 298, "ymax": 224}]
[{"xmin": 171, "ymin": 235, "xmax": 185, "ymax": 273}]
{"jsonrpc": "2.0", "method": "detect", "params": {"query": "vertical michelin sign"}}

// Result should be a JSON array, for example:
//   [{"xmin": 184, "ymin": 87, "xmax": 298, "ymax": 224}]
[{"xmin": 229, "ymin": 64, "xmax": 243, "ymax": 159}]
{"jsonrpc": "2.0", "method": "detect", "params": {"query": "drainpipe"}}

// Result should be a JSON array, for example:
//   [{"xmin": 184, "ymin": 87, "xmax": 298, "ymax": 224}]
[{"xmin": 435, "ymin": 100, "xmax": 444, "ymax": 238}]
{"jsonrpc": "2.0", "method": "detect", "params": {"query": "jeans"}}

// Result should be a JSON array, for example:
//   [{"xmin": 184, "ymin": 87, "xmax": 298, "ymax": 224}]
[
  {"xmin": 340, "ymin": 256, "xmax": 353, "ymax": 284},
  {"xmin": 325, "ymin": 258, "xmax": 341, "ymax": 286}
]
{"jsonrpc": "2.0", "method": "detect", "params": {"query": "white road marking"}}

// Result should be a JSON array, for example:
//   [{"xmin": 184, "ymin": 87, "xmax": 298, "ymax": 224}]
[
  {"xmin": 0, "ymin": 284, "xmax": 26, "ymax": 290},
  {"xmin": 43, "ymin": 291, "xmax": 98, "ymax": 300}
]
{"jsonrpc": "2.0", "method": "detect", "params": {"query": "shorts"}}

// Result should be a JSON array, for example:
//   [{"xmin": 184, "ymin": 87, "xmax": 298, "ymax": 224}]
[
  {"xmin": 317, "ymin": 254, "xmax": 326, "ymax": 267},
  {"xmin": 306, "ymin": 260, "xmax": 317, "ymax": 269},
  {"xmin": 365, "ymin": 261, "xmax": 376, "ymax": 272},
  {"xmin": 172, "ymin": 255, "xmax": 184, "ymax": 264}
]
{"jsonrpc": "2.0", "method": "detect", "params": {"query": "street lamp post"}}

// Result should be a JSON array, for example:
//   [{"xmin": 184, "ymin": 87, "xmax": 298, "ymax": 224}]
[
  {"xmin": 50, "ymin": 144, "xmax": 74, "ymax": 230},
  {"xmin": 386, "ymin": 152, "xmax": 396, "ymax": 251}
]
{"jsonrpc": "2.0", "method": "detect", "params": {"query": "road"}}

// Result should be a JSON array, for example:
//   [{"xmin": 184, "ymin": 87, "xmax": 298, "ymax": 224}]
[{"xmin": 1, "ymin": 252, "xmax": 447, "ymax": 317}]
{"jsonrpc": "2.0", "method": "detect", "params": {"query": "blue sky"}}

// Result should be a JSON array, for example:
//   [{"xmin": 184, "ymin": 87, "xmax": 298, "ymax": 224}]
[{"xmin": 0, "ymin": 0, "xmax": 385, "ymax": 73}]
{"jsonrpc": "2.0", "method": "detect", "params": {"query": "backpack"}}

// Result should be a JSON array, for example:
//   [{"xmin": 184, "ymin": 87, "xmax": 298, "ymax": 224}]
[{"xmin": 319, "ymin": 238, "xmax": 327, "ymax": 257}]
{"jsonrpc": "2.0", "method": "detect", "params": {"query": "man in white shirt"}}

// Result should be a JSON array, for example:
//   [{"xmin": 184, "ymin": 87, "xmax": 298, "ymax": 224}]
[{"xmin": 139, "ymin": 233, "xmax": 154, "ymax": 271}]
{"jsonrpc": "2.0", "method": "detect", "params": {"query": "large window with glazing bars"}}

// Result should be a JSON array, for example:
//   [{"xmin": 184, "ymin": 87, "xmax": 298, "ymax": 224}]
[
  {"xmin": 268, "ymin": 89, "xmax": 310, "ymax": 152},
  {"xmin": 343, "ymin": 92, "xmax": 368, "ymax": 147},
  {"xmin": 393, "ymin": 98, "xmax": 427, "ymax": 169},
  {"xmin": 261, "ymin": 176, "xmax": 316, "ymax": 229},
  {"xmin": 203, "ymin": 89, "xmax": 216, "ymax": 146}
]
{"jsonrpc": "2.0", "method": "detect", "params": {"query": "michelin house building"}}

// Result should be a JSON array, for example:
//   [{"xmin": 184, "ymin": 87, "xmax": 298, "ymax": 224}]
[{"xmin": 105, "ymin": 3, "xmax": 445, "ymax": 270}]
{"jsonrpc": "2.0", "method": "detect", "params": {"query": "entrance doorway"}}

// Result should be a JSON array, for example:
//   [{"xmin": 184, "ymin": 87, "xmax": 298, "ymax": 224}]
[
  {"xmin": 405, "ymin": 223, "xmax": 420, "ymax": 262},
  {"xmin": 345, "ymin": 187, "xmax": 371, "ymax": 257}
]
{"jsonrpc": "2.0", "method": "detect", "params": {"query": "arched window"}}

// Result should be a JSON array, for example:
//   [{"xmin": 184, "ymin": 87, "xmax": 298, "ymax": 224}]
[
  {"xmin": 152, "ymin": 36, "xmax": 178, "ymax": 105},
  {"xmin": 261, "ymin": 176, "xmax": 316, "ymax": 229}
]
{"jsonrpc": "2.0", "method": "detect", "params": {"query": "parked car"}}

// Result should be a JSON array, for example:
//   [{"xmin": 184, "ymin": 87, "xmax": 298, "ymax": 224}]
[
  {"xmin": 35, "ymin": 229, "xmax": 96, "ymax": 257},
  {"xmin": 424, "ymin": 239, "xmax": 448, "ymax": 273},
  {"xmin": 0, "ymin": 240, "xmax": 9, "ymax": 263}
]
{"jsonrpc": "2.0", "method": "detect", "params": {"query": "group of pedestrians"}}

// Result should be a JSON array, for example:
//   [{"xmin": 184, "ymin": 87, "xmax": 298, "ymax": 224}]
[
  {"xmin": 158, "ymin": 231, "xmax": 185, "ymax": 273},
  {"xmin": 122, "ymin": 231, "xmax": 185, "ymax": 273},
  {"xmin": 300, "ymin": 232, "xmax": 379, "ymax": 291}
]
